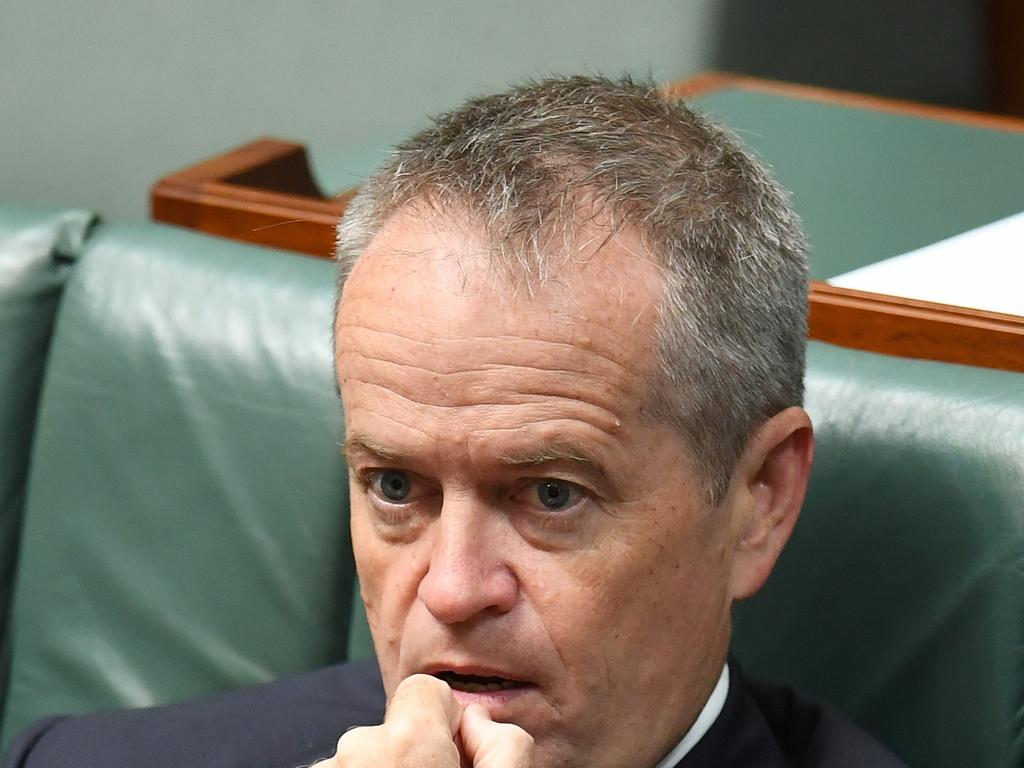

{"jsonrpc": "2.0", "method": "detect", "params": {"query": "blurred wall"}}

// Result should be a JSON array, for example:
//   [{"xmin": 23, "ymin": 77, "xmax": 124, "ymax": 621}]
[
  {"xmin": 0, "ymin": 1, "xmax": 989, "ymax": 224},
  {"xmin": 711, "ymin": 1, "xmax": 987, "ymax": 109},
  {"xmin": 0, "ymin": 0, "xmax": 721, "ymax": 221}
]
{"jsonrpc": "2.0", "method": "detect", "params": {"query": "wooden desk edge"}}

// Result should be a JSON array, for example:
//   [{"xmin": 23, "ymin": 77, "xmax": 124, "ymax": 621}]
[
  {"xmin": 150, "ymin": 74, "xmax": 1024, "ymax": 373},
  {"xmin": 151, "ymin": 139, "xmax": 351, "ymax": 257},
  {"xmin": 810, "ymin": 282, "xmax": 1024, "ymax": 373}
]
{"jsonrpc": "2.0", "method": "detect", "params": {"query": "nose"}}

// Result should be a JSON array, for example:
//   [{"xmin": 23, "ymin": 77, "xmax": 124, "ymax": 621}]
[{"xmin": 416, "ymin": 496, "xmax": 518, "ymax": 624}]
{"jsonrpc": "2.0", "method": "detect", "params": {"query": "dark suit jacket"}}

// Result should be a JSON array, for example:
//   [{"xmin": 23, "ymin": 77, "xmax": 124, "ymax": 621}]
[{"xmin": 1, "ymin": 658, "xmax": 906, "ymax": 767}]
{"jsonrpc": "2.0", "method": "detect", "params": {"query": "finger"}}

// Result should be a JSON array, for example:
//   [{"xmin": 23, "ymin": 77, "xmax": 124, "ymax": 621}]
[
  {"xmin": 386, "ymin": 673, "xmax": 464, "ymax": 738},
  {"xmin": 459, "ymin": 704, "xmax": 533, "ymax": 768}
]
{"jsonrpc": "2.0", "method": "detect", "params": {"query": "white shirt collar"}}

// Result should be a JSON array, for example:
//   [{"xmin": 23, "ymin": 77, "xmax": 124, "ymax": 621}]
[{"xmin": 652, "ymin": 664, "xmax": 730, "ymax": 768}]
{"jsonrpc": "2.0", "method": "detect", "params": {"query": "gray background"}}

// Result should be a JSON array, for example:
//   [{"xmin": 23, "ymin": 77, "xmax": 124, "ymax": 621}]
[{"xmin": 0, "ymin": 1, "xmax": 986, "ymax": 222}]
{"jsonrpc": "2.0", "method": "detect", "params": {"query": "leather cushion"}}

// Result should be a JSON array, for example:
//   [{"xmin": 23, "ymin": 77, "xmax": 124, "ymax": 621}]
[
  {"xmin": 735, "ymin": 342, "xmax": 1024, "ymax": 768},
  {"xmin": 2, "ymin": 222, "xmax": 356, "ymax": 744}
]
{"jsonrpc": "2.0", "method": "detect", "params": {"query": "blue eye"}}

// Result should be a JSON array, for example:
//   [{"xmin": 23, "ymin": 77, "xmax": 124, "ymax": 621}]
[
  {"xmin": 374, "ymin": 470, "xmax": 412, "ymax": 502},
  {"xmin": 536, "ymin": 480, "xmax": 575, "ymax": 510}
]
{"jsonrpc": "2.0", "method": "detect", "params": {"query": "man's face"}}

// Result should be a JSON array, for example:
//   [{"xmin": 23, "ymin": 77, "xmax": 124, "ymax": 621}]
[{"xmin": 336, "ymin": 210, "xmax": 742, "ymax": 768}]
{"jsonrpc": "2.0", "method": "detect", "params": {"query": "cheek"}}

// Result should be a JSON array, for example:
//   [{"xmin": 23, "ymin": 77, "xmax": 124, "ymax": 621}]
[
  {"xmin": 351, "ymin": 503, "xmax": 423, "ymax": 689},
  {"xmin": 523, "ymin": 543, "xmax": 652, "ymax": 673},
  {"xmin": 541, "ymin": 516, "xmax": 728, "ymax": 676}
]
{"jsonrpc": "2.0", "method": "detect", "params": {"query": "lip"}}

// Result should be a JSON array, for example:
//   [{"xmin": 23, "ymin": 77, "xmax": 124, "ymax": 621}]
[
  {"xmin": 419, "ymin": 662, "xmax": 539, "ymax": 712},
  {"xmin": 421, "ymin": 662, "xmax": 531, "ymax": 682},
  {"xmin": 448, "ymin": 685, "xmax": 533, "ymax": 710}
]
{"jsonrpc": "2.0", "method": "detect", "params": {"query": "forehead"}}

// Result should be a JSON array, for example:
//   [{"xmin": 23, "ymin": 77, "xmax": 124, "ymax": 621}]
[
  {"xmin": 336, "ymin": 208, "xmax": 665, "ymax": 369},
  {"xmin": 333, "ymin": 208, "xmax": 679, "ymax": 481}
]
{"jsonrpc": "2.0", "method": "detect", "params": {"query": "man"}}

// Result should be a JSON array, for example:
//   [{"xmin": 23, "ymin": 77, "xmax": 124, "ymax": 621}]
[{"xmin": 2, "ymin": 76, "xmax": 905, "ymax": 767}]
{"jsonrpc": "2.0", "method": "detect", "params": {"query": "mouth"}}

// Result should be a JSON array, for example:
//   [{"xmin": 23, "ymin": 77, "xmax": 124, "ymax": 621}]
[{"xmin": 431, "ymin": 669, "xmax": 531, "ymax": 694}]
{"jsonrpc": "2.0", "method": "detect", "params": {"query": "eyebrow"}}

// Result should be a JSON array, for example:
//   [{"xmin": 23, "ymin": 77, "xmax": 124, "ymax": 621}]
[
  {"xmin": 496, "ymin": 442, "xmax": 615, "ymax": 488},
  {"xmin": 342, "ymin": 435, "xmax": 609, "ymax": 479},
  {"xmin": 341, "ymin": 434, "xmax": 404, "ymax": 462},
  {"xmin": 495, "ymin": 442, "xmax": 599, "ymax": 467}
]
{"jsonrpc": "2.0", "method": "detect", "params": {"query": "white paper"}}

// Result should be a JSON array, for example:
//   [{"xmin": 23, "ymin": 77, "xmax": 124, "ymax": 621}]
[{"xmin": 828, "ymin": 211, "xmax": 1024, "ymax": 316}]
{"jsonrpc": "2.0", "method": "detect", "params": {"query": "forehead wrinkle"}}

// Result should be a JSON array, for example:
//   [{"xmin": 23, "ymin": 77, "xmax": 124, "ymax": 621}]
[
  {"xmin": 338, "ymin": 352, "xmax": 637, "ymax": 406},
  {"xmin": 346, "ymin": 379, "xmax": 626, "ymax": 437},
  {"xmin": 337, "ymin": 323, "xmax": 648, "ymax": 415},
  {"xmin": 338, "ymin": 320, "xmax": 647, "ymax": 379},
  {"xmin": 337, "ymin": 343, "xmax": 631, "ymax": 381},
  {"xmin": 342, "ymin": 397, "xmax": 439, "ymax": 448}
]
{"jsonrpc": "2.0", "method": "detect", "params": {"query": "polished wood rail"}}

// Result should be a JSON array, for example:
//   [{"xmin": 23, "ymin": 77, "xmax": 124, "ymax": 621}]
[{"xmin": 151, "ymin": 138, "xmax": 354, "ymax": 257}]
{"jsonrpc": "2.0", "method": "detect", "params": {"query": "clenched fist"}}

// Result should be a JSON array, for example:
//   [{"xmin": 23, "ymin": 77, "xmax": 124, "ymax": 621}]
[{"xmin": 319, "ymin": 674, "xmax": 533, "ymax": 767}]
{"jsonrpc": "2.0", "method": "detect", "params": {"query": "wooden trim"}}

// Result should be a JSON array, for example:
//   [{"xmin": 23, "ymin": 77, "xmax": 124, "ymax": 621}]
[
  {"xmin": 809, "ymin": 282, "xmax": 1024, "ymax": 373},
  {"xmin": 150, "ymin": 139, "xmax": 352, "ymax": 257}
]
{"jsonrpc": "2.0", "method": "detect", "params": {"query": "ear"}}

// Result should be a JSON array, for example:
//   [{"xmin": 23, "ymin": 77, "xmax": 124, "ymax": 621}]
[{"xmin": 725, "ymin": 407, "xmax": 814, "ymax": 601}]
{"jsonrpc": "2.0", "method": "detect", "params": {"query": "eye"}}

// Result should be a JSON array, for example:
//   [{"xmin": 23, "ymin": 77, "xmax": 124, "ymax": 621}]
[
  {"xmin": 370, "ymin": 470, "xmax": 414, "ymax": 503},
  {"xmin": 527, "ymin": 479, "xmax": 584, "ymax": 512},
  {"xmin": 360, "ymin": 469, "xmax": 436, "ymax": 530},
  {"xmin": 536, "ymin": 480, "xmax": 573, "ymax": 510}
]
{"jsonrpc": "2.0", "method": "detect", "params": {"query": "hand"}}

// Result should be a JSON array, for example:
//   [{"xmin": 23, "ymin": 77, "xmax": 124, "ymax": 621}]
[
  {"xmin": 321, "ymin": 674, "xmax": 533, "ymax": 767},
  {"xmin": 459, "ymin": 702, "xmax": 533, "ymax": 768}
]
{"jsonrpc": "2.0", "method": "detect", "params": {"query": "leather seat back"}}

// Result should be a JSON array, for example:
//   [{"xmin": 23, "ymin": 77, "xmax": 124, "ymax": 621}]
[
  {"xmin": 1, "ymin": 222, "xmax": 359, "ymax": 744},
  {"xmin": 735, "ymin": 341, "xmax": 1024, "ymax": 768}
]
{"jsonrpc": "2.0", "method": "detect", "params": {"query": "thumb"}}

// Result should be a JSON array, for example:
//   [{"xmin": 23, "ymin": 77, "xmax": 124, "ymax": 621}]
[{"xmin": 459, "ymin": 704, "xmax": 533, "ymax": 768}]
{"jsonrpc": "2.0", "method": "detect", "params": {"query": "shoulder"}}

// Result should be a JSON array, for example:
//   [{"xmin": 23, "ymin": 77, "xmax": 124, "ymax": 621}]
[
  {"xmin": 682, "ymin": 662, "xmax": 907, "ymax": 768},
  {"xmin": 1, "ymin": 659, "xmax": 386, "ymax": 768},
  {"xmin": 741, "ymin": 670, "xmax": 909, "ymax": 768}
]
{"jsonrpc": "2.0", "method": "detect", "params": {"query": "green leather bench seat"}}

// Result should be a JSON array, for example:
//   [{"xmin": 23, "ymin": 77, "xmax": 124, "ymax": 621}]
[
  {"xmin": 736, "ymin": 342, "xmax": 1024, "ymax": 768},
  {"xmin": 0, "ymin": 222, "xmax": 363, "ymax": 744},
  {"xmin": 0, "ymin": 207, "xmax": 96, "ymax": 711},
  {"xmin": 1, "ymin": 217, "xmax": 1021, "ymax": 766}
]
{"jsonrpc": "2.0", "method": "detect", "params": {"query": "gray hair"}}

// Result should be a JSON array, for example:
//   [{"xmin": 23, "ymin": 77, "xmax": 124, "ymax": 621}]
[{"xmin": 336, "ymin": 75, "xmax": 808, "ymax": 505}]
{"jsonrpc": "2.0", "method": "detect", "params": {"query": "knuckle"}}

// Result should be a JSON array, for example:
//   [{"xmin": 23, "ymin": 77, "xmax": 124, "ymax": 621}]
[
  {"xmin": 334, "ymin": 724, "xmax": 377, "ymax": 756},
  {"xmin": 384, "ymin": 717, "xmax": 421, "ymax": 752}
]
